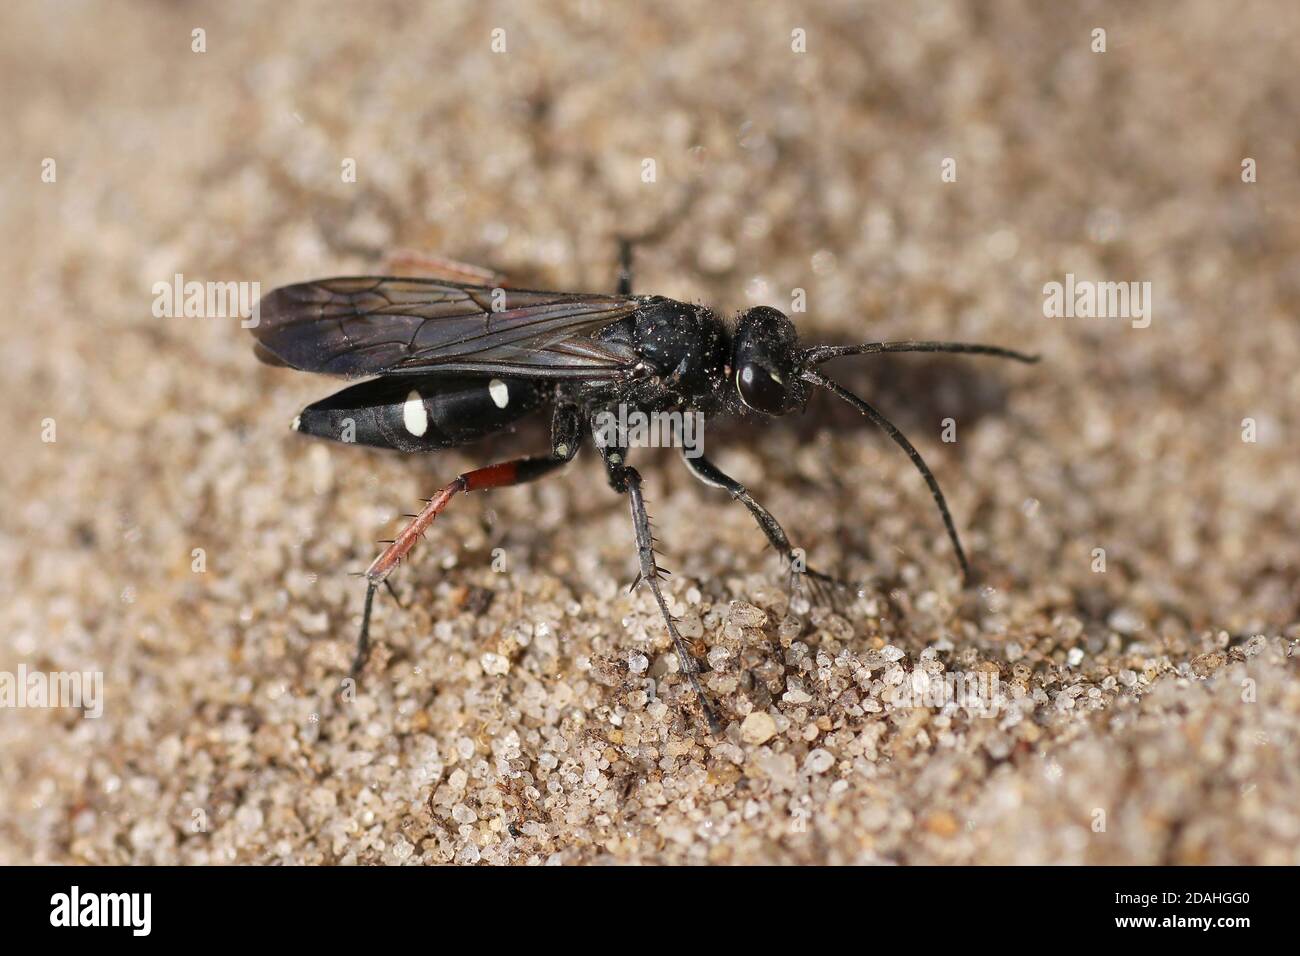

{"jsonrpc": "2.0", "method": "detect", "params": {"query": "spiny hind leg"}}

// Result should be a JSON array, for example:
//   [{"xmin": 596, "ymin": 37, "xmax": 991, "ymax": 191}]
[
  {"xmin": 352, "ymin": 405, "xmax": 580, "ymax": 677},
  {"xmin": 381, "ymin": 249, "xmax": 507, "ymax": 286}
]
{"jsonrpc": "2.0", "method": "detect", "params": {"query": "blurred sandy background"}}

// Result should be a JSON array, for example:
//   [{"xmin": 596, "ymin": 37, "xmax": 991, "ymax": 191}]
[{"xmin": 2, "ymin": 0, "xmax": 1298, "ymax": 864}]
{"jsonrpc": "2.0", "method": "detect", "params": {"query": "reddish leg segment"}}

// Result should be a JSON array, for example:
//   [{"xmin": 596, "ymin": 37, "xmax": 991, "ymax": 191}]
[
  {"xmin": 351, "ymin": 455, "xmax": 568, "ymax": 677},
  {"xmin": 382, "ymin": 249, "xmax": 506, "ymax": 285}
]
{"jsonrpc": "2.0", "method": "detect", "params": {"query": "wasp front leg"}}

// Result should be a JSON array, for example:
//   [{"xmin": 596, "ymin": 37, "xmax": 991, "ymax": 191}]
[{"xmin": 681, "ymin": 452, "xmax": 854, "ymax": 608}]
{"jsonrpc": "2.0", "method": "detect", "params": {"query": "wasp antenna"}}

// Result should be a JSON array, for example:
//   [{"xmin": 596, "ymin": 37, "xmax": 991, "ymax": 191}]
[
  {"xmin": 802, "ymin": 368, "xmax": 972, "ymax": 584},
  {"xmin": 802, "ymin": 340, "xmax": 1040, "ymax": 367}
]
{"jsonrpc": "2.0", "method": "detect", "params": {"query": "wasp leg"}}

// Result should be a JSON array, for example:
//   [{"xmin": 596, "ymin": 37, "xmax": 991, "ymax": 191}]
[
  {"xmin": 601, "ymin": 446, "xmax": 722, "ymax": 733},
  {"xmin": 616, "ymin": 237, "xmax": 635, "ymax": 295},
  {"xmin": 681, "ymin": 452, "xmax": 854, "ymax": 608},
  {"xmin": 352, "ymin": 405, "xmax": 581, "ymax": 678},
  {"xmin": 381, "ymin": 249, "xmax": 507, "ymax": 286}
]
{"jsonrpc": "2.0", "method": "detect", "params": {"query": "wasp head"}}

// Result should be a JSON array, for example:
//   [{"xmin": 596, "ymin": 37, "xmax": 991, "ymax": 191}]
[{"xmin": 731, "ymin": 306, "xmax": 805, "ymax": 415}]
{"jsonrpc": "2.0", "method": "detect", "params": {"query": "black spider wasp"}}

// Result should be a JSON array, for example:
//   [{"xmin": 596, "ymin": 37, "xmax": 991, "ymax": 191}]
[{"xmin": 251, "ymin": 242, "xmax": 1037, "ymax": 732}]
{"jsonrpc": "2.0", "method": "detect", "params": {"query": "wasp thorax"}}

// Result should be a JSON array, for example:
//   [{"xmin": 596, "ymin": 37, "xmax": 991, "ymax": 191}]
[
  {"xmin": 631, "ymin": 298, "xmax": 728, "ymax": 395},
  {"xmin": 733, "ymin": 306, "xmax": 799, "ymax": 414}
]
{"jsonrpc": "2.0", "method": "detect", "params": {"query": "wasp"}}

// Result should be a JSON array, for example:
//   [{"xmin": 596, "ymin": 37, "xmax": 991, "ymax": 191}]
[{"xmin": 252, "ymin": 243, "xmax": 1037, "ymax": 731}]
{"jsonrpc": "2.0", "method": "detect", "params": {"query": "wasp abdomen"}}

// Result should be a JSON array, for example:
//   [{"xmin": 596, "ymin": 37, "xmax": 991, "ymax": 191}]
[{"xmin": 293, "ymin": 374, "xmax": 546, "ymax": 453}]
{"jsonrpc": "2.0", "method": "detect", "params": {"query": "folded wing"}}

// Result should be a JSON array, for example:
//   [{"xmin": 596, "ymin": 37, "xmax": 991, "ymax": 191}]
[{"xmin": 252, "ymin": 277, "xmax": 641, "ymax": 379}]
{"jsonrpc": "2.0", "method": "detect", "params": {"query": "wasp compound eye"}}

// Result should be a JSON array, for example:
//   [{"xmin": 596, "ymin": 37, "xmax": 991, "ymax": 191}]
[{"xmin": 736, "ymin": 361, "xmax": 789, "ymax": 414}]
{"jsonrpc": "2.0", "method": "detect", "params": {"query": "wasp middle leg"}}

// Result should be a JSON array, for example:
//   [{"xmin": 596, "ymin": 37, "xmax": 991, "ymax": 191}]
[{"xmin": 601, "ymin": 443, "xmax": 722, "ymax": 733}]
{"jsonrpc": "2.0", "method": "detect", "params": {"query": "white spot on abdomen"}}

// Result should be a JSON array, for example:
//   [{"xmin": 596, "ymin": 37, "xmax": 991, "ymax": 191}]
[
  {"xmin": 488, "ymin": 378, "xmax": 510, "ymax": 409},
  {"xmin": 402, "ymin": 390, "xmax": 428, "ymax": 436}
]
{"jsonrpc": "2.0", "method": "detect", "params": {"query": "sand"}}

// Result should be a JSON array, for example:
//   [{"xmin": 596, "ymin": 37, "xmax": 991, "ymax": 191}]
[{"xmin": 2, "ymin": 0, "xmax": 1298, "ymax": 865}]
